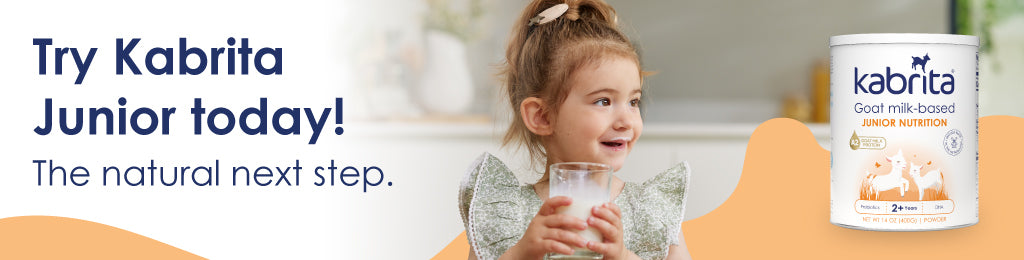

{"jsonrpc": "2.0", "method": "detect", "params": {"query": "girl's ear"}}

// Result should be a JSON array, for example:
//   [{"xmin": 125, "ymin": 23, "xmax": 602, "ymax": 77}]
[{"xmin": 521, "ymin": 97, "xmax": 553, "ymax": 136}]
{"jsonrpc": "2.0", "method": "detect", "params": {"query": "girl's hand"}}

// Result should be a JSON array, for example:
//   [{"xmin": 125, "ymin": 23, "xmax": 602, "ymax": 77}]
[
  {"xmin": 502, "ymin": 196, "xmax": 590, "ymax": 260},
  {"xmin": 585, "ymin": 202, "xmax": 637, "ymax": 260}
]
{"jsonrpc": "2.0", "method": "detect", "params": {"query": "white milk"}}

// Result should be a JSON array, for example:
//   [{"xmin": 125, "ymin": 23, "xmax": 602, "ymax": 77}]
[
  {"xmin": 829, "ymin": 34, "xmax": 979, "ymax": 231},
  {"xmin": 555, "ymin": 199, "xmax": 605, "ymax": 244}
]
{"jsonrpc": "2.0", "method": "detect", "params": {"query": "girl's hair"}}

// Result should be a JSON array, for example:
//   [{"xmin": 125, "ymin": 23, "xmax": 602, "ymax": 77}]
[{"xmin": 500, "ymin": 0, "xmax": 644, "ymax": 166}]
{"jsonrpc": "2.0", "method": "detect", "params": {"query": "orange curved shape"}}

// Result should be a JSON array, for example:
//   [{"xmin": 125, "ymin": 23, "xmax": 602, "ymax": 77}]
[
  {"xmin": 432, "ymin": 231, "xmax": 470, "ymax": 260},
  {"xmin": 0, "ymin": 216, "xmax": 205, "ymax": 260},
  {"xmin": 436, "ymin": 116, "xmax": 1024, "ymax": 259},
  {"xmin": 683, "ymin": 116, "xmax": 1022, "ymax": 259}
]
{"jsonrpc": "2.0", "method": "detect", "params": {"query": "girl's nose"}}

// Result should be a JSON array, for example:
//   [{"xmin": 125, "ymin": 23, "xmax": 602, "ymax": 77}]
[{"xmin": 612, "ymin": 105, "xmax": 639, "ymax": 131}]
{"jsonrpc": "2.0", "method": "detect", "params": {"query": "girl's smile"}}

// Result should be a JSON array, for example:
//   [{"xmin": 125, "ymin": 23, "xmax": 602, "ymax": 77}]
[{"xmin": 599, "ymin": 136, "xmax": 631, "ymax": 152}]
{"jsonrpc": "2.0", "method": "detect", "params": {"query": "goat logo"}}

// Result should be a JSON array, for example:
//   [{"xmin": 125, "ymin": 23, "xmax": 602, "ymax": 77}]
[
  {"xmin": 854, "ymin": 53, "xmax": 955, "ymax": 95},
  {"xmin": 912, "ymin": 53, "xmax": 930, "ymax": 73}
]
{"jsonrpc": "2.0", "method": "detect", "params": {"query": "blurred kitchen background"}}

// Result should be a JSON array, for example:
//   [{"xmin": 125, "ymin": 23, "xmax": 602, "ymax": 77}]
[
  {"xmin": 333, "ymin": 0, "xmax": 1022, "ymax": 250},
  {"xmin": 340, "ymin": 0, "xmax": 1023, "ymax": 124}
]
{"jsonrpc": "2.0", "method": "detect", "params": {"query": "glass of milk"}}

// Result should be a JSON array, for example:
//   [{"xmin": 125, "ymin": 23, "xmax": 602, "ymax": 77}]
[{"xmin": 547, "ymin": 162, "xmax": 612, "ymax": 260}]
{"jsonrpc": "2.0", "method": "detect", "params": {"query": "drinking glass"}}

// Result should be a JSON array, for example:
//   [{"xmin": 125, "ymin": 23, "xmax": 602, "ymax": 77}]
[{"xmin": 546, "ymin": 162, "xmax": 613, "ymax": 260}]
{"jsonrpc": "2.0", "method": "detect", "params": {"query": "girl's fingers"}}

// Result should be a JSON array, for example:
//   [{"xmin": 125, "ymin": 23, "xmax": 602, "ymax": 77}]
[
  {"xmin": 605, "ymin": 202, "xmax": 622, "ymax": 218},
  {"xmin": 591, "ymin": 204, "xmax": 622, "ymax": 230},
  {"xmin": 543, "ymin": 239, "xmax": 576, "ymax": 255},
  {"xmin": 587, "ymin": 215, "xmax": 619, "ymax": 241},
  {"xmin": 586, "ymin": 240, "xmax": 614, "ymax": 255},
  {"xmin": 541, "ymin": 228, "xmax": 589, "ymax": 249},
  {"xmin": 538, "ymin": 196, "xmax": 573, "ymax": 216},
  {"xmin": 542, "ymin": 214, "xmax": 588, "ymax": 231}
]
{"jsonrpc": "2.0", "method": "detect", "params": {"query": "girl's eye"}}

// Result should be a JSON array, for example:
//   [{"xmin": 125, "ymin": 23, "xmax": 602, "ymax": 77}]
[
  {"xmin": 594, "ymin": 98, "xmax": 611, "ymax": 106},
  {"xmin": 630, "ymin": 98, "xmax": 641, "ymax": 107}
]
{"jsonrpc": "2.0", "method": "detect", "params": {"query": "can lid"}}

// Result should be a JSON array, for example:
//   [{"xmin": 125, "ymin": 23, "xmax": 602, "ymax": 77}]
[{"xmin": 830, "ymin": 33, "xmax": 979, "ymax": 47}]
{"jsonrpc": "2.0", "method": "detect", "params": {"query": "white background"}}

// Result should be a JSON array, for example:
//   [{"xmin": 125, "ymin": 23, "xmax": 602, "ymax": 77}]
[
  {"xmin": 1, "ymin": 1, "xmax": 836, "ymax": 259},
  {"xmin": 0, "ymin": 1, "xmax": 377, "ymax": 259}
]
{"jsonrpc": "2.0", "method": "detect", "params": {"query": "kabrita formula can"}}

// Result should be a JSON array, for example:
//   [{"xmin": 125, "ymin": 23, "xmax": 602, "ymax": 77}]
[{"xmin": 829, "ymin": 34, "xmax": 978, "ymax": 231}]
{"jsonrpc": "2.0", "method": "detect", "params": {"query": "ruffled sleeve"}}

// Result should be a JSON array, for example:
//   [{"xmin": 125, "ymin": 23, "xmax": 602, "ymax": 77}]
[
  {"xmin": 458, "ymin": 152, "xmax": 534, "ymax": 260},
  {"xmin": 647, "ymin": 161, "xmax": 690, "ymax": 246},
  {"xmin": 622, "ymin": 161, "xmax": 690, "ymax": 260}
]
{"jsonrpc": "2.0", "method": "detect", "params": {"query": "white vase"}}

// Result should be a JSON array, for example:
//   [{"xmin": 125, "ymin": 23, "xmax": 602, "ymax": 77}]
[{"xmin": 417, "ymin": 30, "xmax": 474, "ymax": 115}]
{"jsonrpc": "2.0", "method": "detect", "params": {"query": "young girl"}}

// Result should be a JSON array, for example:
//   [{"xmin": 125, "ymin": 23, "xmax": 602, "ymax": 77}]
[{"xmin": 459, "ymin": 0, "xmax": 690, "ymax": 259}]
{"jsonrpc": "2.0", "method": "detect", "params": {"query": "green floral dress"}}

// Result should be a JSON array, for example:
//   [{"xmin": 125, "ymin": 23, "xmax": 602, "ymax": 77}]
[{"xmin": 459, "ymin": 153, "xmax": 689, "ymax": 260}]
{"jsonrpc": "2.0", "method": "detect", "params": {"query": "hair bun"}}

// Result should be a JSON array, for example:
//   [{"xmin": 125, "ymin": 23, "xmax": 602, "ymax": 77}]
[{"xmin": 565, "ymin": 4, "xmax": 579, "ymax": 21}]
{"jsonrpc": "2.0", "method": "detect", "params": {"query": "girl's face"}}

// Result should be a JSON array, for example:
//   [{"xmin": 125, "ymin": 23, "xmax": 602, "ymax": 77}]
[{"xmin": 546, "ymin": 56, "xmax": 642, "ymax": 171}]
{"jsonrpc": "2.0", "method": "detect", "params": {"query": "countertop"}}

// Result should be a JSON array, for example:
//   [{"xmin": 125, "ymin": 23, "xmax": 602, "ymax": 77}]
[{"xmin": 350, "ymin": 120, "xmax": 831, "ymax": 139}]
